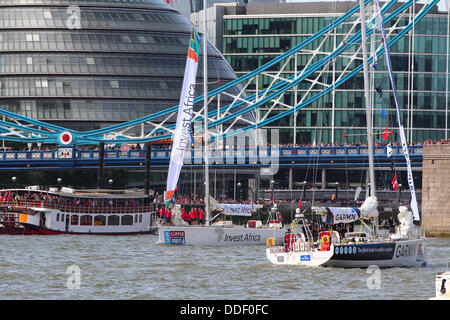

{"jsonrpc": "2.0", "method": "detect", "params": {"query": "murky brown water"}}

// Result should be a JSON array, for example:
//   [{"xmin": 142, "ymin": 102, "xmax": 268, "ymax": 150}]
[{"xmin": 0, "ymin": 235, "xmax": 448, "ymax": 300}]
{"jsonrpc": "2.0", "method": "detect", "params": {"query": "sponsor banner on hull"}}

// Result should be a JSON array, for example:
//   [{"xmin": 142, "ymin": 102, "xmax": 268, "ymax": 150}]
[
  {"xmin": 331, "ymin": 243, "xmax": 396, "ymax": 261},
  {"xmin": 164, "ymin": 230, "xmax": 186, "ymax": 244}
]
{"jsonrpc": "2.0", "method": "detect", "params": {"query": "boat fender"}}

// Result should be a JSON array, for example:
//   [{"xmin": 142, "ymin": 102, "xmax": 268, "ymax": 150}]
[
  {"xmin": 321, "ymin": 235, "xmax": 330, "ymax": 245},
  {"xmin": 320, "ymin": 235, "xmax": 330, "ymax": 251},
  {"xmin": 441, "ymin": 279, "xmax": 446, "ymax": 295},
  {"xmin": 266, "ymin": 237, "xmax": 275, "ymax": 246}
]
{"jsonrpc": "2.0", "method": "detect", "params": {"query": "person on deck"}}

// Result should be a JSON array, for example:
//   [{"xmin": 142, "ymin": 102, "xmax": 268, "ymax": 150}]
[
  {"xmin": 284, "ymin": 228, "xmax": 294, "ymax": 252},
  {"xmin": 184, "ymin": 210, "xmax": 192, "ymax": 225},
  {"xmin": 191, "ymin": 207, "xmax": 198, "ymax": 225},
  {"xmin": 198, "ymin": 207, "xmax": 205, "ymax": 225},
  {"xmin": 181, "ymin": 207, "xmax": 187, "ymax": 221},
  {"xmin": 165, "ymin": 209, "xmax": 172, "ymax": 226}
]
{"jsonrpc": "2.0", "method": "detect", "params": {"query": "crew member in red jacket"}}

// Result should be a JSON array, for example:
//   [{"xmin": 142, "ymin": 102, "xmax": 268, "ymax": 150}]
[
  {"xmin": 284, "ymin": 229, "xmax": 294, "ymax": 252},
  {"xmin": 198, "ymin": 207, "xmax": 205, "ymax": 225},
  {"xmin": 184, "ymin": 210, "xmax": 191, "ymax": 225},
  {"xmin": 165, "ymin": 209, "xmax": 172, "ymax": 225}
]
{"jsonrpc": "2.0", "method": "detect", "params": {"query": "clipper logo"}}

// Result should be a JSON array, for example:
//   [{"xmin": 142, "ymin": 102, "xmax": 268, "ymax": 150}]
[{"xmin": 164, "ymin": 230, "xmax": 185, "ymax": 244}]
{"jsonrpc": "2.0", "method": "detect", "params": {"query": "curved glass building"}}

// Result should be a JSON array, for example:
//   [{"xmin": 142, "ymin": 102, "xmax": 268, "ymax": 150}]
[{"xmin": 0, "ymin": 0, "xmax": 238, "ymax": 131}]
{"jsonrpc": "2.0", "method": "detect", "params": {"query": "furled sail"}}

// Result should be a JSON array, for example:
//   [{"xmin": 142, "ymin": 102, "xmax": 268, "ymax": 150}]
[
  {"xmin": 165, "ymin": 28, "xmax": 201, "ymax": 208},
  {"xmin": 373, "ymin": 0, "xmax": 420, "ymax": 221}
]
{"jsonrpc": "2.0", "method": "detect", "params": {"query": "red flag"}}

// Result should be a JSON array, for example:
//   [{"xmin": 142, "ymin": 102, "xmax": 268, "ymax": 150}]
[
  {"xmin": 298, "ymin": 199, "xmax": 302, "ymax": 209},
  {"xmin": 343, "ymin": 133, "xmax": 347, "ymax": 139},
  {"xmin": 382, "ymin": 126, "xmax": 390, "ymax": 141},
  {"xmin": 270, "ymin": 195, "xmax": 274, "ymax": 203},
  {"xmin": 391, "ymin": 174, "xmax": 398, "ymax": 191}
]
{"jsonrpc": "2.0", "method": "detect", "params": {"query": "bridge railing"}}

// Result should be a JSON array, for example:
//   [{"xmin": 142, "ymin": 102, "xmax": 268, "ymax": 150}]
[
  {"xmin": 0, "ymin": 145, "xmax": 423, "ymax": 162},
  {"xmin": 0, "ymin": 199, "xmax": 155, "ymax": 214}
]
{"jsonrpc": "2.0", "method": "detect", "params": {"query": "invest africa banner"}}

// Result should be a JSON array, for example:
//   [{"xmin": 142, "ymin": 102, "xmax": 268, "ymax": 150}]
[
  {"xmin": 165, "ymin": 28, "xmax": 201, "ymax": 208},
  {"xmin": 222, "ymin": 204, "xmax": 253, "ymax": 217}
]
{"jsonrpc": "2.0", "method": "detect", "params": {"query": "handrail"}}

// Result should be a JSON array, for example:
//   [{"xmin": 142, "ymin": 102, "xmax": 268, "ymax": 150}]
[
  {"xmin": 0, "ymin": 199, "xmax": 155, "ymax": 215},
  {"xmin": 0, "ymin": 145, "xmax": 423, "ymax": 161}
]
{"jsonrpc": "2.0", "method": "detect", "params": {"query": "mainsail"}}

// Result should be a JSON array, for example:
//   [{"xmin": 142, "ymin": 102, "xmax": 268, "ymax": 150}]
[
  {"xmin": 165, "ymin": 28, "xmax": 201, "ymax": 208},
  {"xmin": 373, "ymin": 0, "xmax": 420, "ymax": 221}
]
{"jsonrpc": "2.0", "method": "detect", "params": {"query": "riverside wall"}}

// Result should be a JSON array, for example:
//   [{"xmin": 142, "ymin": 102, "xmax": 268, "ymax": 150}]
[{"xmin": 422, "ymin": 144, "xmax": 450, "ymax": 237}]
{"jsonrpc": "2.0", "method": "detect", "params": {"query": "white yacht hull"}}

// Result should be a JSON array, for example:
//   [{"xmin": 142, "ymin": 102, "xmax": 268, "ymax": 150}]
[
  {"xmin": 266, "ymin": 238, "xmax": 425, "ymax": 268},
  {"xmin": 158, "ymin": 225, "xmax": 286, "ymax": 246}
]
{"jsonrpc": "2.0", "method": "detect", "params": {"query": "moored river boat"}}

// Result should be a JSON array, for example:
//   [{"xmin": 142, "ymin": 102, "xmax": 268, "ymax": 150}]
[{"xmin": 0, "ymin": 187, "xmax": 157, "ymax": 235}]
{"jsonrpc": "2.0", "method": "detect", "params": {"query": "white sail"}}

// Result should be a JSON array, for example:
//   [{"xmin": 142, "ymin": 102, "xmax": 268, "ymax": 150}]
[
  {"xmin": 373, "ymin": 0, "xmax": 420, "ymax": 221},
  {"xmin": 165, "ymin": 28, "xmax": 201, "ymax": 208}
]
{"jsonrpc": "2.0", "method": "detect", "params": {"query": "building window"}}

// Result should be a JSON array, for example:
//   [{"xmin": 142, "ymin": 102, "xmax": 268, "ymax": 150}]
[
  {"xmin": 94, "ymin": 215, "xmax": 106, "ymax": 226},
  {"xmin": 121, "ymin": 215, "xmax": 133, "ymax": 225},
  {"xmin": 71, "ymin": 215, "xmax": 79, "ymax": 225},
  {"xmin": 108, "ymin": 215, "xmax": 120, "ymax": 226},
  {"xmin": 80, "ymin": 215, "xmax": 92, "ymax": 226}
]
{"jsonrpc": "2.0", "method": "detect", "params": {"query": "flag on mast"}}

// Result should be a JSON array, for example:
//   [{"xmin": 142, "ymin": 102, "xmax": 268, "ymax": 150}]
[
  {"xmin": 374, "ymin": 0, "xmax": 420, "ymax": 221},
  {"xmin": 165, "ymin": 28, "xmax": 201, "ymax": 208},
  {"xmin": 391, "ymin": 174, "xmax": 398, "ymax": 191},
  {"xmin": 386, "ymin": 143, "xmax": 393, "ymax": 157}
]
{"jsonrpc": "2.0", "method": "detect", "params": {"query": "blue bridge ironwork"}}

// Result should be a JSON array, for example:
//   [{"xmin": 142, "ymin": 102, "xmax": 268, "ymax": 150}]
[{"xmin": 0, "ymin": 145, "xmax": 423, "ymax": 170}]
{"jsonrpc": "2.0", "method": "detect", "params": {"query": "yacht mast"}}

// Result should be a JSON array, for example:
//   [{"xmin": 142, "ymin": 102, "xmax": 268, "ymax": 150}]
[
  {"xmin": 359, "ymin": 0, "xmax": 376, "ymax": 198},
  {"xmin": 203, "ymin": 0, "xmax": 210, "ymax": 226}
]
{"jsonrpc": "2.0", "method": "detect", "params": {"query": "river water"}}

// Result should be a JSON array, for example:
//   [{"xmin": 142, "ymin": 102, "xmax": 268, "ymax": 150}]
[{"xmin": 0, "ymin": 234, "xmax": 448, "ymax": 300}]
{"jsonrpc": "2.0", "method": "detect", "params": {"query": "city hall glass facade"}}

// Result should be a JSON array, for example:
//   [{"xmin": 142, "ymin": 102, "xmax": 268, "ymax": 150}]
[
  {"xmin": 218, "ymin": 2, "xmax": 450, "ymax": 144},
  {"xmin": 0, "ymin": 0, "xmax": 237, "ymax": 131}
]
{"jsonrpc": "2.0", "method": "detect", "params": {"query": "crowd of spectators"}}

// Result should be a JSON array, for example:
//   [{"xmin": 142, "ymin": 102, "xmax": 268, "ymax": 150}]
[
  {"xmin": 5, "ymin": 138, "xmax": 449, "ymax": 152},
  {"xmin": 0, "ymin": 190, "xmax": 153, "ymax": 210}
]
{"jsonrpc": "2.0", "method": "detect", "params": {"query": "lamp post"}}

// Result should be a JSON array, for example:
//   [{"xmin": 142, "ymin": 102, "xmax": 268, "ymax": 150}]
[
  {"xmin": 11, "ymin": 176, "xmax": 17, "ymax": 188},
  {"xmin": 237, "ymin": 182, "xmax": 242, "ymax": 202},
  {"xmin": 270, "ymin": 180, "xmax": 275, "ymax": 203},
  {"xmin": 57, "ymin": 178, "xmax": 62, "ymax": 190},
  {"xmin": 397, "ymin": 183, "xmax": 402, "ymax": 205},
  {"xmin": 334, "ymin": 181, "xmax": 339, "ymax": 202},
  {"xmin": 301, "ymin": 180, "xmax": 307, "ymax": 201}
]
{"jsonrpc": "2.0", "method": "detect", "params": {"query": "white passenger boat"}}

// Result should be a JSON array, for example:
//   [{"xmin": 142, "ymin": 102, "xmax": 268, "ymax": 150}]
[{"xmin": 0, "ymin": 187, "xmax": 157, "ymax": 235}]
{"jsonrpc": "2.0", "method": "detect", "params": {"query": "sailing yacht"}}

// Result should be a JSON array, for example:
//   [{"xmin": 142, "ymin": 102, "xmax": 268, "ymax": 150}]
[
  {"xmin": 265, "ymin": 0, "xmax": 426, "ymax": 267},
  {"xmin": 157, "ymin": 12, "xmax": 286, "ymax": 246}
]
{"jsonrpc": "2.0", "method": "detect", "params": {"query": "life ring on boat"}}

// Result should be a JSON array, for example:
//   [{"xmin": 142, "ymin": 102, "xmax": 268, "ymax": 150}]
[
  {"xmin": 320, "ymin": 235, "xmax": 330, "ymax": 251},
  {"xmin": 266, "ymin": 237, "xmax": 275, "ymax": 246},
  {"xmin": 321, "ymin": 235, "xmax": 330, "ymax": 245}
]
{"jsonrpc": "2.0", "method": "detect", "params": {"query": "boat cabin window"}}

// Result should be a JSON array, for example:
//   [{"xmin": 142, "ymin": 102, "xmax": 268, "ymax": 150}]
[
  {"xmin": 139, "ymin": 214, "xmax": 142, "ymax": 223},
  {"xmin": 56, "ymin": 213, "xmax": 59, "ymax": 222},
  {"xmin": 121, "ymin": 215, "xmax": 133, "ymax": 226},
  {"xmin": 94, "ymin": 215, "xmax": 106, "ymax": 226},
  {"xmin": 61, "ymin": 214, "xmax": 64, "ymax": 222},
  {"xmin": 134, "ymin": 214, "xmax": 138, "ymax": 223},
  {"xmin": 107, "ymin": 215, "xmax": 120, "ymax": 226},
  {"xmin": 80, "ymin": 215, "xmax": 92, "ymax": 226},
  {"xmin": 71, "ymin": 215, "xmax": 79, "ymax": 225}
]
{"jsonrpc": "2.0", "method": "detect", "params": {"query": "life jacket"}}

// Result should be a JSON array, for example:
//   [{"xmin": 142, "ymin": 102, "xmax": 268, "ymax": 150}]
[
  {"xmin": 285, "ymin": 233, "xmax": 294, "ymax": 251},
  {"xmin": 166, "ymin": 210, "xmax": 172, "ymax": 218},
  {"xmin": 320, "ymin": 234, "xmax": 331, "ymax": 251},
  {"xmin": 199, "ymin": 209, "xmax": 205, "ymax": 220}
]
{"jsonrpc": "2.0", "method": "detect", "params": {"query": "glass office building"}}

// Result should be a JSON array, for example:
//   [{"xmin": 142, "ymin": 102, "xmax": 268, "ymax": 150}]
[
  {"xmin": 0, "ymin": 0, "xmax": 237, "ymax": 131},
  {"xmin": 212, "ymin": 1, "xmax": 450, "ymax": 144}
]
